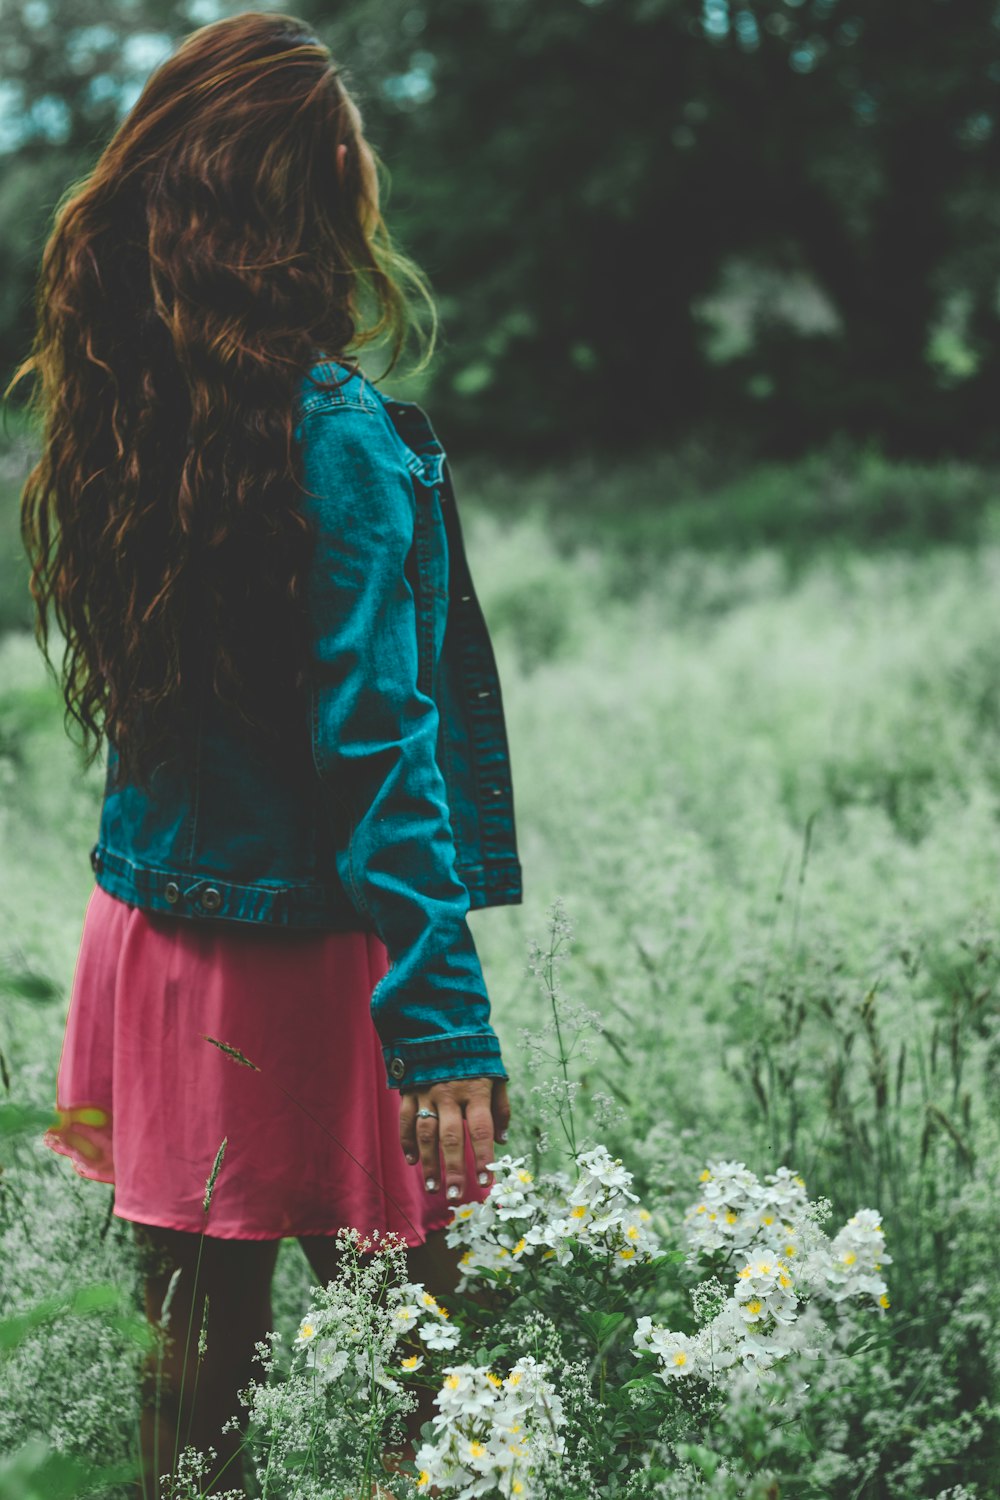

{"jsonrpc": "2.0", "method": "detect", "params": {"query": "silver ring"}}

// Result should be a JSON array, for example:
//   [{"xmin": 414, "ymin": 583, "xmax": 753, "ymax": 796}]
[{"xmin": 416, "ymin": 1108, "xmax": 439, "ymax": 1120}]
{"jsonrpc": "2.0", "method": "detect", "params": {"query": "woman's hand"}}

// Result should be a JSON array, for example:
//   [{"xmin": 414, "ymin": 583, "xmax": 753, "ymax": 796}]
[{"xmin": 399, "ymin": 1077, "xmax": 511, "ymax": 1200}]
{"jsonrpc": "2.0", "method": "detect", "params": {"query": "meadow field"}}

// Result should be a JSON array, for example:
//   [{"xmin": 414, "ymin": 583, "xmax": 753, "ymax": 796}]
[{"xmin": 1, "ymin": 422, "xmax": 999, "ymax": 1497}]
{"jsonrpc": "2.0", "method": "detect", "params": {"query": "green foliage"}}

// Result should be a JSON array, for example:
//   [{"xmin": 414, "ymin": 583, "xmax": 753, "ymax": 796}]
[
  {"xmin": 6, "ymin": 2, "xmax": 1000, "ymax": 452},
  {"xmin": 1, "ymin": 451, "xmax": 1000, "ymax": 1493}
]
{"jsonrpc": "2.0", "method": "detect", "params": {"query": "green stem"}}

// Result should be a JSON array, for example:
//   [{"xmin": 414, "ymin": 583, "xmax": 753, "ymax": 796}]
[
  {"xmin": 153, "ymin": 1330, "xmax": 164, "ymax": 1499},
  {"xmin": 182, "ymin": 1293, "xmax": 209, "ymax": 1460},
  {"xmin": 545, "ymin": 927, "xmax": 577, "ymax": 1158},
  {"xmin": 172, "ymin": 1229, "xmax": 207, "ymax": 1481}
]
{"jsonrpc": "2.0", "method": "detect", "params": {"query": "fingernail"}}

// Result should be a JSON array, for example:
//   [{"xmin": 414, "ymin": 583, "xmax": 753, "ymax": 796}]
[
  {"xmin": 478, "ymin": 1172, "xmax": 489, "ymax": 1186},
  {"xmin": 405, "ymin": 1154, "xmax": 417, "ymax": 1165},
  {"xmin": 498, "ymin": 1131, "xmax": 508, "ymax": 1143},
  {"xmin": 425, "ymin": 1178, "xmax": 437, "ymax": 1192},
  {"xmin": 446, "ymin": 1184, "xmax": 461, "ymax": 1200}
]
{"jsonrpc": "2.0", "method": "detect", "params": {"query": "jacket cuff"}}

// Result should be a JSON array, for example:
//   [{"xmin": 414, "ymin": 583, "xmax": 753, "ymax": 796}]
[{"xmin": 382, "ymin": 1030, "xmax": 508, "ymax": 1091}]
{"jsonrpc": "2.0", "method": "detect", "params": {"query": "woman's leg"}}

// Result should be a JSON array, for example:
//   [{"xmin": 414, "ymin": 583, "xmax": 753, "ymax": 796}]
[{"xmin": 132, "ymin": 1222, "xmax": 281, "ymax": 1499}]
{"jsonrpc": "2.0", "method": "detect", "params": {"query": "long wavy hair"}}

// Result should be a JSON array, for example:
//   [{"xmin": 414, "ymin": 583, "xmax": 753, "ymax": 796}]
[{"xmin": 7, "ymin": 10, "xmax": 437, "ymax": 791}]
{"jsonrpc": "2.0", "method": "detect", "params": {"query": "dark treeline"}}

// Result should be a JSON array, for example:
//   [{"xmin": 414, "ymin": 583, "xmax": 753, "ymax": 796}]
[{"xmin": 3, "ymin": 0, "xmax": 1000, "ymax": 459}]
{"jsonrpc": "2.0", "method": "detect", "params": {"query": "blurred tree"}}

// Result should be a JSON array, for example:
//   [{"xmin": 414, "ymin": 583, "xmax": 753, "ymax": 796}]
[
  {"xmin": 3, "ymin": 0, "xmax": 1000, "ymax": 458},
  {"xmin": 679, "ymin": 0, "xmax": 1000, "ymax": 455},
  {"xmin": 324, "ymin": 0, "xmax": 1000, "ymax": 456}
]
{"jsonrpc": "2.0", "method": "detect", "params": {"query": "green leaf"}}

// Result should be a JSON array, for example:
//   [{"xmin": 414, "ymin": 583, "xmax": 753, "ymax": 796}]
[
  {"xmin": 580, "ymin": 1309, "xmax": 628, "ymax": 1346},
  {"xmin": 0, "ymin": 967, "xmax": 61, "ymax": 1004},
  {"xmin": 106, "ymin": 1312, "xmax": 158, "ymax": 1354},
  {"xmin": 676, "ymin": 1441, "xmax": 720, "ymax": 1478},
  {"xmin": 0, "ymin": 1283, "xmax": 123, "ymax": 1351},
  {"xmin": 0, "ymin": 1437, "xmax": 135, "ymax": 1500},
  {"xmin": 0, "ymin": 1103, "xmax": 58, "ymax": 1139}
]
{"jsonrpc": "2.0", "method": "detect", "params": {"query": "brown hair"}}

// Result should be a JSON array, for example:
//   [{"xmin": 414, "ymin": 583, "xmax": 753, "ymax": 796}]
[{"xmin": 6, "ymin": 9, "xmax": 437, "ymax": 790}]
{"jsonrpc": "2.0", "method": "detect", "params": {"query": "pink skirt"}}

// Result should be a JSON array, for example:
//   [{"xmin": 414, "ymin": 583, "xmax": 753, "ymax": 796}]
[{"xmin": 43, "ymin": 884, "xmax": 489, "ymax": 1242}]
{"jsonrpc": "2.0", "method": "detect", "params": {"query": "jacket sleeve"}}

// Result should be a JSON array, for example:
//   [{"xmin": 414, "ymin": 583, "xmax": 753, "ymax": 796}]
[{"xmin": 296, "ymin": 398, "xmax": 508, "ymax": 1091}]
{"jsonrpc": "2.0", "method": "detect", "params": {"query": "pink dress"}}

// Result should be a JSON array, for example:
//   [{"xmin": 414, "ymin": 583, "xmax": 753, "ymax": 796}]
[{"xmin": 43, "ymin": 884, "xmax": 490, "ymax": 1242}]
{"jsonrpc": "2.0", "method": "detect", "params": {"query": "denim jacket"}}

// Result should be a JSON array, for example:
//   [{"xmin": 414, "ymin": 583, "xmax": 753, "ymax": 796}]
[{"xmin": 90, "ymin": 357, "xmax": 521, "ymax": 1090}]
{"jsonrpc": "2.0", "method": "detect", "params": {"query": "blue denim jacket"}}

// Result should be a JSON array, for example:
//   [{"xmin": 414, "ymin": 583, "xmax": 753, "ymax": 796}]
[{"xmin": 90, "ymin": 357, "xmax": 521, "ymax": 1090}]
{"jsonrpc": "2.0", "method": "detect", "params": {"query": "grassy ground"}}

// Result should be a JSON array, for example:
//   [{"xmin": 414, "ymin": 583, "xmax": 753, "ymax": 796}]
[{"xmin": 1, "ymin": 433, "xmax": 999, "ymax": 1495}]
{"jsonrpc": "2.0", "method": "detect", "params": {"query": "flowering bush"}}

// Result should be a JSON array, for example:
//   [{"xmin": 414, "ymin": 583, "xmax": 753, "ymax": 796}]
[{"xmin": 255, "ymin": 1145, "xmax": 889, "ymax": 1499}]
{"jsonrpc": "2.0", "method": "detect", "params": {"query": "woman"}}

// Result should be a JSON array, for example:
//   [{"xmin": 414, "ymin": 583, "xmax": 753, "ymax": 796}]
[{"xmin": 10, "ymin": 11, "xmax": 520, "ymax": 1495}]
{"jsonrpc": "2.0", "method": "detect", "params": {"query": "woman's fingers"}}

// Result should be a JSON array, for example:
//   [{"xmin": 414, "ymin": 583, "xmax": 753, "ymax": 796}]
[
  {"xmin": 398, "ymin": 1090, "xmax": 418, "ymax": 1166},
  {"xmin": 413, "ymin": 1092, "xmax": 441, "ymax": 1191},
  {"xmin": 399, "ymin": 1076, "xmax": 513, "ymax": 1199},
  {"xmin": 490, "ymin": 1079, "xmax": 511, "ymax": 1145},
  {"xmin": 436, "ymin": 1095, "xmax": 466, "ymax": 1201}
]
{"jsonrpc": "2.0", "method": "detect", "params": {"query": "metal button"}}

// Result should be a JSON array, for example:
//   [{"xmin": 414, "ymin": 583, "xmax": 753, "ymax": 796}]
[
  {"xmin": 388, "ymin": 1056, "xmax": 406, "ymax": 1081},
  {"xmin": 164, "ymin": 881, "xmax": 180, "ymax": 904},
  {"xmin": 201, "ymin": 886, "xmax": 222, "ymax": 913}
]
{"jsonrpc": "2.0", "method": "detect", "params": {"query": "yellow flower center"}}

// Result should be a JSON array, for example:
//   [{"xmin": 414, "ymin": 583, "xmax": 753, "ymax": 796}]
[
  {"xmin": 879, "ymin": 1294, "xmax": 890, "ymax": 1309},
  {"xmin": 725, "ymin": 1211, "xmax": 738, "ymax": 1225},
  {"xmin": 486, "ymin": 1372, "xmax": 502, "ymax": 1388},
  {"xmin": 418, "ymin": 1471, "xmax": 431, "ymax": 1490},
  {"xmin": 626, "ymin": 1225, "xmax": 639, "ymax": 1239},
  {"xmin": 444, "ymin": 1375, "xmax": 460, "ymax": 1390},
  {"xmin": 620, "ymin": 1248, "xmax": 636, "ymax": 1260},
  {"xmin": 738, "ymin": 1265, "xmax": 752, "ymax": 1279},
  {"xmin": 639, "ymin": 1208, "xmax": 652, "ymax": 1221},
  {"xmin": 469, "ymin": 1441, "xmax": 486, "ymax": 1459},
  {"xmin": 761, "ymin": 1215, "xmax": 774, "ymax": 1226},
  {"xmin": 841, "ymin": 1251, "xmax": 857, "ymax": 1267},
  {"xmin": 674, "ymin": 1351, "xmax": 687, "ymax": 1365},
  {"xmin": 513, "ymin": 1237, "xmax": 527, "ymax": 1255},
  {"xmin": 746, "ymin": 1299, "xmax": 762, "ymax": 1317},
  {"xmin": 571, "ymin": 1204, "xmax": 588, "ymax": 1219},
  {"xmin": 299, "ymin": 1322, "xmax": 314, "ymax": 1339},
  {"xmin": 518, "ymin": 1170, "xmax": 534, "ymax": 1184},
  {"xmin": 700, "ymin": 1169, "xmax": 712, "ymax": 1182},
  {"xmin": 402, "ymin": 1355, "xmax": 421, "ymax": 1370}
]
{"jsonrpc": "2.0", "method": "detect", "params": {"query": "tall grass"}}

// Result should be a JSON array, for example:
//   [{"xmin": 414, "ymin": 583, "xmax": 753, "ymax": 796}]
[{"xmin": 1, "ymin": 443, "xmax": 999, "ymax": 1494}]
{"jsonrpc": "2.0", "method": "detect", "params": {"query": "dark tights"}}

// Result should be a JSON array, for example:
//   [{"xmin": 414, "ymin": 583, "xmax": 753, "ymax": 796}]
[{"xmin": 130, "ymin": 1221, "xmax": 463, "ymax": 1498}]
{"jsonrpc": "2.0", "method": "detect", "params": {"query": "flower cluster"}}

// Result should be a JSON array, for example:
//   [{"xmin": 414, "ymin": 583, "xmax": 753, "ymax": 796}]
[
  {"xmin": 445, "ymin": 1146, "xmax": 661, "ymax": 1285},
  {"xmin": 388, "ymin": 1283, "xmax": 463, "ymax": 1356},
  {"xmin": 814, "ymin": 1207, "xmax": 892, "ymax": 1310},
  {"xmin": 683, "ymin": 1160, "xmax": 809, "ymax": 1262},
  {"xmin": 290, "ymin": 1229, "xmax": 462, "ymax": 1400},
  {"xmin": 414, "ymin": 1357, "xmax": 566, "ymax": 1500},
  {"xmin": 632, "ymin": 1161, "xmax": 891, "ymax": 1387}
]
